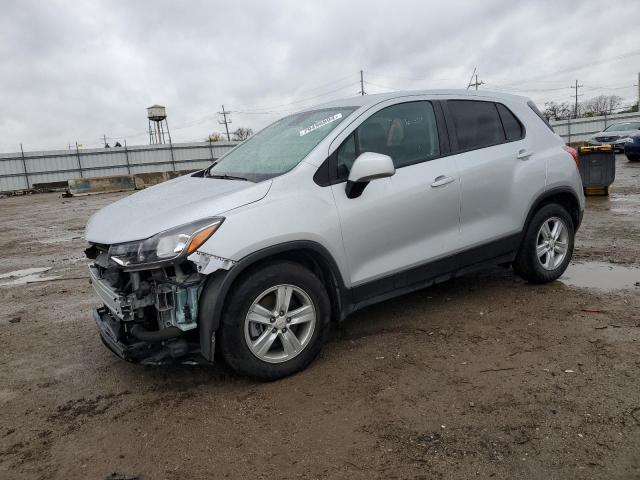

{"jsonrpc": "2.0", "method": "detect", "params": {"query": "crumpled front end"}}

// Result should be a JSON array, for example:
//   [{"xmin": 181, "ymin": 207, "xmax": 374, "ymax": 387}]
[{"xmin": 86, "ymin": 243, "xmax": 233, "ymax": 365}]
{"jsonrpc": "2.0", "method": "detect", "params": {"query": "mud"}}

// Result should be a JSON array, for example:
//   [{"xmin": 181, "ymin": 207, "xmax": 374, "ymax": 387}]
[{"xmin": 1, "ymin": 155, "xmax": 639, "ymax": 479}]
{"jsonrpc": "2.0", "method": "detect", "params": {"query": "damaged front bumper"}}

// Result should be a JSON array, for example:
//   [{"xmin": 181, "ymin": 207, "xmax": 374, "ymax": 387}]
[
  {"xmin": 87, "ymin": 244, "xmax": 234, "ymax": 365},
  {"xmin": 93, "ymin": 307, "xmax": 198, "ymax": 365}
]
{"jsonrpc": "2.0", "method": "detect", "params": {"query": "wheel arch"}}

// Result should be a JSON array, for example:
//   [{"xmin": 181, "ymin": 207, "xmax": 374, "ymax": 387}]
[
  {"xmin": 524, "ymin": 187, "xmax": 582, "ymax": 233},
  {"xmin": 198, "ymin": 241, "xmax": 350, "ymax": 361}
]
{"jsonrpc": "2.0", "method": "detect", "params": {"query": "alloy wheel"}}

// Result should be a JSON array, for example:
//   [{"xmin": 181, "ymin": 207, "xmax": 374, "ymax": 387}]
[
  {"xmin": 244, "ymin": 284, "xmax": 316, "ymax": 363},
  {"xmin": 536, "ymin": 216, "xmax": 569, "ymax": 271}
]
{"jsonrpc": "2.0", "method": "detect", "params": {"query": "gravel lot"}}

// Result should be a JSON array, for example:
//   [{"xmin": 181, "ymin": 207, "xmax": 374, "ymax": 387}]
[{"xmin": 1, "ymin": 155, "xmax": 639, "ymax": 480}]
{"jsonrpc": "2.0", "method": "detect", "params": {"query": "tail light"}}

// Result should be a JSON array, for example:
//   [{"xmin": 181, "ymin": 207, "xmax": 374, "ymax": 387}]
[{"xmin": 563, "ymin": 145, "xmax": 580, "ymax": 168}]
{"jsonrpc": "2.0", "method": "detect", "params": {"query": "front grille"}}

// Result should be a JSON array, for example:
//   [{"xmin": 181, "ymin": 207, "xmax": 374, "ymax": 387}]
[{"xmin": 595, "ymin": 136, "xmax": 619, "ymax": 142}]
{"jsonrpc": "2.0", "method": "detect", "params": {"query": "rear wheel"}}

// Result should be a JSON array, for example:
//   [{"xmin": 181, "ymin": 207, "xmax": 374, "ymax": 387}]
[
  {"xmin": 513, "ymin": 204, "xmax": 574, "ymax": 284},
  {"xmin": 219, "ymin": 261, "xmax": 330, "ymax": 380},
  {"xmin": 627, "ymin": 154, "xmax": 640, "ymax": 162}
]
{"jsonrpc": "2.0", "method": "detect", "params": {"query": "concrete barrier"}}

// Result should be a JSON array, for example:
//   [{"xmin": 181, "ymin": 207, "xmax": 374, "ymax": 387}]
[
  {"xmin": 66, "ymin": 169, "xmax": 199, "ymax": 196},
  {"xmin": 132, "ymin": 170, "xmax": 194, "ymax": 189},
  {"xmin": 67, "ymin": 176, "xmax": 136, "ymax": 196}
]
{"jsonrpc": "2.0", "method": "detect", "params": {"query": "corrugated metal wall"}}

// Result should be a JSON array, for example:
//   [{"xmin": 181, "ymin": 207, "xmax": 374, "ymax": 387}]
[
  {"xmin": 550, "ymin": 111, "xmax": 640, "ymax": 144},
  {"xmin": 0, "ymin": 141, "xmax": 238, "ymax": 192}
]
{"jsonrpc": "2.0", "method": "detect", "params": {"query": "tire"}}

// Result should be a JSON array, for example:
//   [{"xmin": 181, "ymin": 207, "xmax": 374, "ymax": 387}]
[
  {"xmin": 627, "ymin": 154, "xmax": 640, "ymax": 162},
  {"xmin": 513, "ymin": 203, "xmax": 574, "ymax": 284},
  {"xmin": 219, "ymin": 261, "xmax": 330, "ymax": 381}
]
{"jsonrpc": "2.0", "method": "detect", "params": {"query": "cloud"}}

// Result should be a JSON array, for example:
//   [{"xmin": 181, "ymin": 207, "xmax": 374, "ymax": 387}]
[{"xmin": 1, "ymin": 0, "xmax": 639, "ymax": 152}]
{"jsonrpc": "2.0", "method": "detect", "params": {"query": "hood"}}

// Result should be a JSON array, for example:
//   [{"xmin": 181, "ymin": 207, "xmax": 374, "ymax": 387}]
[
  {"xmin": 591, "ymin": 128, "xmax": 636, "ymax": 139},
  {"xmin": 85, "ymin": 174, "xmax": 272, "ymax": 244}
]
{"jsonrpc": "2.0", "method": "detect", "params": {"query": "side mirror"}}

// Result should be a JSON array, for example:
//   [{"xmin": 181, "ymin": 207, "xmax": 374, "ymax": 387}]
[{"xmin": 345, "ymin": 152, "xmax": 395, "ymax": 198}]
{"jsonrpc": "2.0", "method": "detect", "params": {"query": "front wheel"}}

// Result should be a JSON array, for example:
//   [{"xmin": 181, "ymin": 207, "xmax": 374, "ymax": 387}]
[
  {"xmin": 219, "ymin": 261, "xmax": 330, "ymax": 380},
  {"xmin": 513, "ymin": 204, "xmax": 575, "ymax": 284}
]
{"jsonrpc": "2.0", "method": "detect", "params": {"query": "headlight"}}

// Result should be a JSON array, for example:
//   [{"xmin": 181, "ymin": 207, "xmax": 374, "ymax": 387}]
[{"xmin": 109, "ymin": 217, "xmax": 224, "ymax": 267}]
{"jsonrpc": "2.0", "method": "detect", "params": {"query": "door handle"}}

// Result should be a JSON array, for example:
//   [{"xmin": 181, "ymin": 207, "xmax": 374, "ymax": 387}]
[
  {"xmin": 430, "ymin": 175, "xmax": 455, "ymax": 187},
  {"xmin": 517, "ymin": 149, "xmax": 533, "ymax": 160}
]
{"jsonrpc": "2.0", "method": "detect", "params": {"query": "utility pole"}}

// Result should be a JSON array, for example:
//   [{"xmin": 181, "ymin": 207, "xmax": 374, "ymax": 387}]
[
  {"xmin": 103, "ymin": 134, "xmax": 108, "ymax": 147},
  {"xmin": 570, "ymin": 80, "xmax": 583, "ymax": 119},
  {"xmin": 468, "ymin": 74, "xmax": 484, "ymax": 91},
  {"xmin": 359, "ymin": 70, "xmax": 366, "ymax": 96},
  {"xmin": 637, "ymin": 72, "xmax": 640, "ymax": 111},
  {"xmin": 218, "ymin": 105, "xmax": 232, "ymax": 141}
]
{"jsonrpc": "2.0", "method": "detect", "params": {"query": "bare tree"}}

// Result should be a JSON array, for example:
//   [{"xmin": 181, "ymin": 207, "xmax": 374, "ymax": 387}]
[
  {"xmin": 232, "ymin": 127, "xmax": 254, "ymax": 141},
  {"xmin": 206, "ymin": 132, "xmax": 225, "ymax": 142},
  {"xmin": 580, "ymin": 95, "xmax": 623, "ymax": 116},
  {"xmin": 543, "ymin": 101, "xmax": 572, "ymax": 120}
]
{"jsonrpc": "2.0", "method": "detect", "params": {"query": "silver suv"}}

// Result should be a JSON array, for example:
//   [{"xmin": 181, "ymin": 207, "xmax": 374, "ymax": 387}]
[{"xmin": 85, "ymin": 90, "xmax": 585, "ymax": 380}]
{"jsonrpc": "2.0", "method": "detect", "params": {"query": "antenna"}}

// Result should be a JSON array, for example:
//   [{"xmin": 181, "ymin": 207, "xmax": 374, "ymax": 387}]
[
  {"xmin": 468, "ymin": 69, "xmax": 484, "ymax": 91},
  {"xmin": 466, "ymin": 67, "xmax": 477, "ymax": 90}
]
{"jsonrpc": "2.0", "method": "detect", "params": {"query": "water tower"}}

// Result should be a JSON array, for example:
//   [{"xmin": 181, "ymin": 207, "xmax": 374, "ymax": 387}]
[{"xmin": 147, "ymin": 104, "xmax": 172, "ymax": 144}]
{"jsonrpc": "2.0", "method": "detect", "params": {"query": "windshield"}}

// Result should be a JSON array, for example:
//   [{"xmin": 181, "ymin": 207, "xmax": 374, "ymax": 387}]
[
  {"xmin": 208, "ymin": 106, "xmax": 356, "ymax": 182},
  {"xmin": 604, "ymin": 122, "xmax": 640, "ymax": 132}
]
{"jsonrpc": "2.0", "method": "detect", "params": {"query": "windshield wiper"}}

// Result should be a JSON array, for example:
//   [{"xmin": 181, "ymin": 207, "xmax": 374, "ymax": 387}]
[{"xmin": 207, "ymin": 173, "xmax": 250, "ymax": 181}]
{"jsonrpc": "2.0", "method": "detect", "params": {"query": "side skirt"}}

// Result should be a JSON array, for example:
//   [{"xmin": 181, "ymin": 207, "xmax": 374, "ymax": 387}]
[{"xmin": 349, "ymin": 232, "xmax": 522, "ymax": 313}]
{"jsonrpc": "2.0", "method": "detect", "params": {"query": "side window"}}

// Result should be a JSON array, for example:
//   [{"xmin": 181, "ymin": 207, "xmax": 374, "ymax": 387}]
[
  {"xmin": 496, "ymin": 103, "xmax": 524, "ymax": 141},
  {"xmin": 336, "ymin": 134, "xmax": 357, "ymax": 180},
  {"xmin": 448, "ymin": 100, "xmax": 506, "ymax": 151},
  {"xmin": 335, "ymin": 101, "xmax": 440, "ymax": 180}
]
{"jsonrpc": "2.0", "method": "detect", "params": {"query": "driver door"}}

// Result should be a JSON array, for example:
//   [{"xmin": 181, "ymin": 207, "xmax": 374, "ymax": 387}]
[{"xmin": 330, "ymin": 100, "xmax": 461, "ymax": 295}]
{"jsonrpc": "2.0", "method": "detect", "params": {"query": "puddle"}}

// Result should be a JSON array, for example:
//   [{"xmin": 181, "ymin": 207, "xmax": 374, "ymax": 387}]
[
  {"xmin": 0, "ymin": 267, "xmax": 60, "ymax": 287},
  {"xmin": 559, "ymin": 262, "xmax": 640, "ymax": 291}
]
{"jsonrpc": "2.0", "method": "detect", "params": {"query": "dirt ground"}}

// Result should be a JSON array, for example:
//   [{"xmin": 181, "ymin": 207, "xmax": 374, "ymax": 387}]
[{"xmin": 1, "ymin": 155, "xmax": 639, "ymax": 480}]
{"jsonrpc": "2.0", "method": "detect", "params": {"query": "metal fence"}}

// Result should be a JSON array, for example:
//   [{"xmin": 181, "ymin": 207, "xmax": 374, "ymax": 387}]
[
  {"xmin": 0, "ymin": 141, "xmax": 238, "ymax": 193},
  {"xmin": 550, "ymin": 111, "xmax": 640, "ymax": 144}
]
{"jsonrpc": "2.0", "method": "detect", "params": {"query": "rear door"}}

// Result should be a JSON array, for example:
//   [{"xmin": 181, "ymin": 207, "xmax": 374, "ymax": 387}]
[
  {"xmin": 444, "ymin": 99, "xmax": 541, "ymax": 251},
  {"xmin": 329, "ymin": 100, "xmax": 461, "ymax": 291}
]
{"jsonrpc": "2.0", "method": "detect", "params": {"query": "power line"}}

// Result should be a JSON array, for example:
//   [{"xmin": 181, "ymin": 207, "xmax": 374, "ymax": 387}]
[
  {"xmin": 234, "ymin": 82, "xmax": 358, "ymax": 113},
  {"xmin": 363, "ymin": 80, "xmax": 398, "ymax": 91}
]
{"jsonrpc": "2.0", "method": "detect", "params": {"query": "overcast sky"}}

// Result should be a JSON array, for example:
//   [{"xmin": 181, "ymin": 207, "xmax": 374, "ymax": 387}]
[{"xmin": 1, "ymin": 0, "xmax": 639, "ymax": 153}]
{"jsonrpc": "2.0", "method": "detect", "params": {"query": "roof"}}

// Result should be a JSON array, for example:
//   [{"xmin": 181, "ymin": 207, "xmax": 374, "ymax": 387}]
[{"xmin": 314, "ymin": 89, "xmax": 529, "ymax": 110}]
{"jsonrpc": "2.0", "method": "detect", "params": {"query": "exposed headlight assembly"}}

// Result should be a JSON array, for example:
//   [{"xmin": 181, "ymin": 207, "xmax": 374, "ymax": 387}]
[{"xmin": 109, "ymin": 218, "xmax": 224, "ymax": 268}]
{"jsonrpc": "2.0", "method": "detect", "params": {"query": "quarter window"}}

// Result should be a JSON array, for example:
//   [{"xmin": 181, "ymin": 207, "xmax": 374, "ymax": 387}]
[
  {"xmin": 448, "ymin": 100, "xmax": 506, "ymax": 151},
  {"xmin": 496, "ymin": 103, "xmax": 524, "ymax": 141},
  {"xmin": 335, "ymin": 101, "xmax": 440, "ymax": 180}
]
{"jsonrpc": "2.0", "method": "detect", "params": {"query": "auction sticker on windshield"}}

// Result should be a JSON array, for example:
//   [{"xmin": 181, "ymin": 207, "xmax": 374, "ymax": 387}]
[{"xmin": 299, "ymin": 113, "xmax": 342, "ymax": 136}]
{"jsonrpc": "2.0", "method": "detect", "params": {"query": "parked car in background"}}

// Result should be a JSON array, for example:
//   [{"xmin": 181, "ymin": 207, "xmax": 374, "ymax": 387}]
[
  {"xmin": 84, "ymin": 90, "xmax": 585, "ymax": 380},
  {"xmin": 587, "ymin": 121, "xmax": 640, "ymax": 152},
  {"xmin": 623, "ymin": 131, "xmax": 640, "ymax": 161}
]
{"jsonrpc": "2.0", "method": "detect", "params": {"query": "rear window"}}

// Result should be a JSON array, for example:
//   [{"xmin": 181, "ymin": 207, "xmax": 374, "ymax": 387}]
[
  {"xmin": 448, "ymin": 100, "xmax": 505, "ymax": 151},
  {"xmin": 527, "ymin": 100, "xmax": 554, "ymax": 132}
]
